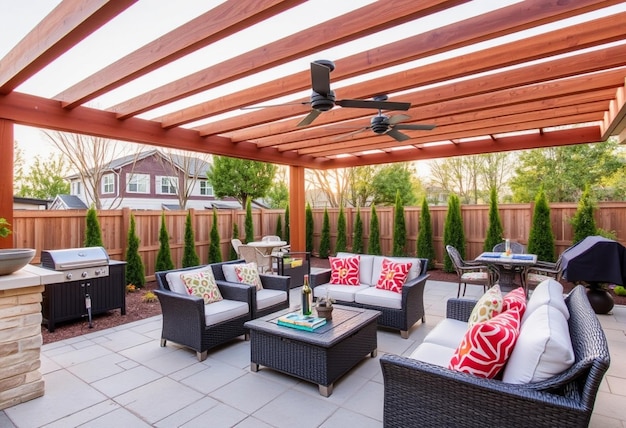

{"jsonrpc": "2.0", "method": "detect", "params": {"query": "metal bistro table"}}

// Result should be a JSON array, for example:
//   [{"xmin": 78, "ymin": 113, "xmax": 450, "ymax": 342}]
[
  {"xmin": 244, "ymin": 305, "xmax": 380, "ymax": 397},
  {"xmin": 475, "ymin": 252, "xmax": 537, "ymax": 293},
  {"xmin": 248, "ymin": 240, "xmax": 288, "ymax": 255}
]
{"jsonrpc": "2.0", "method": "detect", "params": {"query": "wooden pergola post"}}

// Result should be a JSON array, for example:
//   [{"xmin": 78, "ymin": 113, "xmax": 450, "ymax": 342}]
[
  {"xmin": 0, "ymin": 119, "xmax": 13, "ymax": 249},
  {"xmin": 289, "ymin": 165, "xmax": 305, "ymax": 252}
]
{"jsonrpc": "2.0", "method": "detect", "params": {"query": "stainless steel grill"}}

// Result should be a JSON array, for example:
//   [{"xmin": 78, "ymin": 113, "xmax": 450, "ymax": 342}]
[{"xmin": 40, "ymin": 247, "xmax": 126, "ymax": 332}]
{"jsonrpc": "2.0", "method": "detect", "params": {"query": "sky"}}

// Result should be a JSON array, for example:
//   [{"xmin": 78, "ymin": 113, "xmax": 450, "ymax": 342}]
[{"xmin": 3, "ymin": 0, "xmax": 625, "ymax": 175}]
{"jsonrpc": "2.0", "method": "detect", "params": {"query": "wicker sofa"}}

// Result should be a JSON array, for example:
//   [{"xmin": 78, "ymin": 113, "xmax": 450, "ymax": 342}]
[
  {"xmin": 310, "ymin": 252, "xmax": 429, "ymax": 338},
  {"xmin": 154, "ymin": 265, "xmax": 253, "ymax": 361},
  {"xmin": 380, "ymin": 284, "xmax": 610, "ymax": 428}
]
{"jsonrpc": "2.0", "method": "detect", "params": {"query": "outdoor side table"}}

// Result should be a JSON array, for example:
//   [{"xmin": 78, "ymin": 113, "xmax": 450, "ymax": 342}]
[{"xmin": 244, "ymin": 305, "xmax": 380, "ymax": 397}]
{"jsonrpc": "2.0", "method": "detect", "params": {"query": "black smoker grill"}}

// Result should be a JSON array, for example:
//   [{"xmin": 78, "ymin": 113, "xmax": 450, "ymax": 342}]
[{"xmin": 41, "ymin": 247, "xmax": 126, "ymax": 332}]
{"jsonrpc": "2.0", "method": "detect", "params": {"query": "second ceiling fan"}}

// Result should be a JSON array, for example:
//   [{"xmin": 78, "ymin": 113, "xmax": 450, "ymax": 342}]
[{"xmin": 333, "ymin": 107, "xmax": 436, "ymax": 142}]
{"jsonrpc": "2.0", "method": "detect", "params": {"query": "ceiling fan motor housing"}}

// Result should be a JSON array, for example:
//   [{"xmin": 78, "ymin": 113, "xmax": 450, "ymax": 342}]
[
  {"xmin": 370, "ymin": 115, "xmax": 390, "ymax": 134},
  {"xmin": 310, "ymin": 90, "xmax": 336, "ymax": 111}
]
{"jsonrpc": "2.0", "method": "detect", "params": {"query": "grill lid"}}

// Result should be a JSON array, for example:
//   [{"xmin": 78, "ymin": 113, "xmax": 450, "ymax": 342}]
[{"xmin": 41, "ymin": 247, "xmax": 109, "ymax": 270}]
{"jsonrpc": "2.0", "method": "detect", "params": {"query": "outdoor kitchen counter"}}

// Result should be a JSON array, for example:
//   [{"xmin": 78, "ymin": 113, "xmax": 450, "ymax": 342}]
[{"xmin": 0, "ymin": 264, "xmax": 63, "ymax": 410}]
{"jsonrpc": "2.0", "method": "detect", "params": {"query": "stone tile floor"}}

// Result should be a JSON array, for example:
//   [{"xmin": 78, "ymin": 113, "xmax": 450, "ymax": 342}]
[{"xmin": 1, "ymin": 280, "xmax": 625, "ymax": 427}]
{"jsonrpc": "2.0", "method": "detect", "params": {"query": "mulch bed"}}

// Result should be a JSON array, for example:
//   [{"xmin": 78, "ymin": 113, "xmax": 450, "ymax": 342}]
[{"xmin": 41, "ymin": 257, "xmax": 625, "ymax": 344}]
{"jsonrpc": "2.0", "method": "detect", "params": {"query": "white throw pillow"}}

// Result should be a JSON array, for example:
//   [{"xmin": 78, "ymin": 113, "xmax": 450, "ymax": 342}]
[
  {"xmin": 524, "ymin": 278, "xmax": 569, "ymax": 322},
  {"xmin": 502, "ymin": 304, "xmax": 574, "ymax": 384},
  {"xmin": 222, "ymin": 263, "xmax": 243, "ymax": 283}
]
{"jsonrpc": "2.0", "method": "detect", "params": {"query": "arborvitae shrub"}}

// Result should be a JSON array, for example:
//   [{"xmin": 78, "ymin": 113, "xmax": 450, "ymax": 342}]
[
  {"xmin": 368, "ymin": 205, "xmax": 381, "ymax": 255},
  {"xmin": 208, "ymin": 209, "xmax": 222, "ymax": 263},
  {"xmin": 483, "ymin": 188, "xmax": 504, "ymax": 252},
  {"xmin": 352, "ymin": 206, "xmax": 364, "ymax": 254},
  {"xmin": 230, "ymin": 223, "xmax": 239, "ymax": 260},
  {"xmin": 571, "ymin": 185, "xmax": 597, "ymax": 244},
  {"xmin": 305, "ymin": 202, "xmax": 314, "ymax": 253},
  {"xmin": 416, "ymin": 197, "xmax": 435, "ymax": 269},
  {"xmin": 443, "ymin": 194, "xmax": 465, "ymax": 272},
  {"xmin": 319, "ymin": 207, "xmax": 331, "ymax": 258},
  {"xmin": 182, "ymin": 211, "xmax": 200, "ymax": 267},
  {"xmin": 528, "ymin": 188, "xmax": 556, "ymax": 262},
  {"xmin": 155, "ymin": 212, "xmax": 174, "ymax": 271},
  {"xmin": 335, "ymin": 205, "xmax": 347, "ymax": 254},
  {"xmin": 125, "ymin": 213, "xmax": 145, "ymax": 287},
  {"xmin": 84, "ymin": 205, "xmax": 104, "ymax": 247},
  {"xmin": 275, "ymin": 214, "xmax": 283, "ymax": 240},
  {"xmin": 245, "ymin": 198, "xmax": 254, "ymax": 243},
  {"xmin": 284, "ymin": 206, "xmax": 290, "ymax": 244},
  {"xmin": 392, "ymin": 191, "xmax": 407, "ymax": 256}
]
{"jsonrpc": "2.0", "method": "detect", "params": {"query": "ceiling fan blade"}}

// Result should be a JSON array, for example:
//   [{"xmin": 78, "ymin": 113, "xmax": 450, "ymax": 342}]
[
  {"xmin": 297, "ymin": 109, "xmax": 322, "ymax": 127},
  {"xmin": 387, "ymin": 128, "xmax": 411, "ymax": 142},
  {"xmin": 388, "ymin": 114, "xmax": 411, "ymax": 125},
  {"xmin": 240, "ymin": 101, "xmax": 310, "ymax": 110},
  {"xmin": 337, "ymin": 99, "xmax": 410, "ymax": 111},
  {"xmin": 310, "ymin": 62, "xmax": 331, "ymax": 95},
  {"xmin": 395, "ymin": 123, "xmax": 437, "ymax": 130},
  {"xmin": 331, "ymin": 127, "xmax": 369, "ymax": 141}
]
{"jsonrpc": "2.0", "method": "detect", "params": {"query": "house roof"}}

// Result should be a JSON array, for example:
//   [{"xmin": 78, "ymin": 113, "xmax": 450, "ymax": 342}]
[
  {"xmin": 50, "ymin": 195, "xmax": 89, "ymax": 210},
  {"xmin": 1, "ymin": 1, "xmax": 625, "ymax": 169}
]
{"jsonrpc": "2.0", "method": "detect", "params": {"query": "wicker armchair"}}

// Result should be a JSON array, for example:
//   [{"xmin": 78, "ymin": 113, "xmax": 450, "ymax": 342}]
[
  {"xmin": 446, "ymin": 245, "xmax": 498, "ymax": 297},
  {"xmin": 524, "ymin": 255, "xmax": 564, "ymax": 290},
  {"xmin": 380, "ymin": 285, "xmax": 610, "ymax": 428},
  {"xmin": 154, "ymin": 265, "xmax": 253, "ymax": 361},
  {"xmin": 211, "ymin": 259, "xmax": 290, "ymax": 319}
]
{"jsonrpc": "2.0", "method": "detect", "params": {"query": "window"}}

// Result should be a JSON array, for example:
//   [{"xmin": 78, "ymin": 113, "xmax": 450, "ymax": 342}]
[
  {"xmin": 72, "ymin": 182, "xmax": 81, "ymax": 195},
  {"xmin": 199, "ymin": 180, "xmax": 214, "ymax": 196},
  {"xmin": 157, "ymin": 176, "xmax": 178, "ymax": 195},
  {"xmin": 102, "ymin": 174, "xmax": 115, "ymax": 194},
  {"xmin": 126, "ymin": 173, "xmax": 149, "ymax": 193}
]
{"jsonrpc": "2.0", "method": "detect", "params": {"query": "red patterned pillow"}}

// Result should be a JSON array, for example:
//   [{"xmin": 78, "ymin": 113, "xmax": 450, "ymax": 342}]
[
  {"xmin": 502, "ymin": 287, "xmax": 526, "ymax": 315},
  {"xmin": 448, "ymin": 308, "xmax": 522, "ymax": 379},
  {"xmin": 329, "ymin": 256, "xmax": 360, "ymax": 285},
  {"xmin": 375, "ymin": 258, "xmax": 412, "ymax": 293}
]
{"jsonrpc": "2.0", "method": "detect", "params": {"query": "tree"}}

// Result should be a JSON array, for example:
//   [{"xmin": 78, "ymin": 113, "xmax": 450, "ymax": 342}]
[
  {"xmin": 392, "ymin": 191, "xmax": 407, "ymax": 256},
  {"xmin": 156, "ymin": 212, "xmax": 174, "ymax": 271},
  {"xmin": 158, "ymin": 149, "xmax": 212, "ymax": 210},
  {"xmin": 353, "ymin": 206, "xmax": 364, "ymax": 253},
  {"xmin": 319, "ymin": 208, "xmax": 331, "ymax": 258},
  {"xmin": 12, "ymin": 141, "xmax": 26, "ymax": 194},
  {"xmin": 84, "ymin": 205, "xmax": 104, "ymax": 247},
  {"xmin": 368, "ymin": 205, "xmax": 381, "ymax": 255},
  {"xmin": 182, "ymin": 211, "xmax": 200, "ymax": 267},
  {"xmin": 335, "ymin": 205, "xmax": 347, "ymax": 254},
  {"xmin": 305, "ymin": 202, "xmax": 314, "ymax": 253},
  {"xmin": 230, "ymin": 223, "xmax": 240, "ymax": 260},
  {"xmin": 346, "ymin": 165, "xmax": 379, "ymax": 207},
  {"xmin": 430, "ymin": 156, "xmax": 482, "ymax": 204},
  {"xmin": 125, "ymin": 213, "xmax": 145, "ymax": 288},
  {"xmin": 266, "ymin": 167, "xmax": 289, "ymax": 208},
  {"xmin": 571, "ymin": 184, "xmax": 597, "ymax": 244},
  {"xmin": 206, "ymin": 156, "xmax": 277, "ymax": 207},
  {"xmin": 306, "ymin": 168, "xmax": 351, "ymax": 208},
  {"xmin": 208, "ymin": 209, "xmax": 222, "ymax": 263},
  {"xmin": 527, "ymin": 188, "xmax": 556, "ymax": 262},
  {"xmin": 483, "ymin": 188, "xmax": 504, "ymax": 251},
  {"xmin": 443, "ymin": 194, "xmax": 465, "ymax": 272},
  {"xmin": 372, "ymin": 163, "xmax": 419, "ymax": 206},
  {"xmin": 284, "ymin": 205, "xmax": 290, "ymax": 244},
  {"xmin": 510, "ymin": 142, "xmax": 624, "ymax": 202},
  {"xmin": 275, "ymin": 214, "xmax": 283, "ymax": 240},
  {"xmin": 244, "ymin": 198, "xmax": 254, "ymax": 243},
  {"xmin": 417, "ymin": 197, "xmax": 435, "ymax": 269},
  {"xmin": 42, "ymin": 131, "xmax": 141, "ymax": 209},
  {"xmin": 15, "ymin": 154, "xmax": 70, "ymax": 199}
]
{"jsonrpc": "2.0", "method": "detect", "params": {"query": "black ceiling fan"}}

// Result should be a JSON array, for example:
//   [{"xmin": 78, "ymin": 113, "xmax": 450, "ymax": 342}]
[
  {"xmin": 333, "ymin": 110, "xmax": 436, "ymax": 142},
  {"xmin": 241, "ymin": 60, "xmax": 411, "ymax": 127}
]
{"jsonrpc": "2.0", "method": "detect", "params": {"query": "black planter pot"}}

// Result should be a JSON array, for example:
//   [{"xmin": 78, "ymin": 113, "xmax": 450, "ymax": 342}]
[{"xmin": 586, "ymin": 286, "xmax": 614, "ymax": 314}]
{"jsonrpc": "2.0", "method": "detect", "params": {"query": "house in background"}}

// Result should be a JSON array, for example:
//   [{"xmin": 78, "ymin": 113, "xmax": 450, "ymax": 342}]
[
  {"xmin": 49, "ymin": 195, "xmax": 88, "ymax": 210},
  {"xmin": 13, "ymin": 196, "xmax": 51, "ymax": 210}
]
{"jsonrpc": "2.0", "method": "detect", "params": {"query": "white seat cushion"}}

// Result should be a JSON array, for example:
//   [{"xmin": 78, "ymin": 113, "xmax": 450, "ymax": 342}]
[
  {"xmin": 524, "ymin": 278, "xmax": 569, "ymax": 322},
  {"xmin": 165, "ymin": 266, "xmax": 212, "ymax": 295},
  {"xmin": 422, "ymin": 318, "xmax": 468, "ymax": 349},
  {"xmin": 256, "ymin": 289, "xmax": 287, "ymax": 311},
  {"xmin": 503, "ymin": 304, "xmax": 574, "ymax": 384},
  {"xmin": 409, "ymin": 342, "xmax": 456, "ymax": 367},
  {"xmin": 313, "ymin": 283, "xmax": 369, "ymax": 302},
  {"xmin": 354, "ymin": 286, "xmax": 402, "ymax": 309},
  {"xmin": 204, "ymin": 299, "xmax": 249, "ymax": 326}
]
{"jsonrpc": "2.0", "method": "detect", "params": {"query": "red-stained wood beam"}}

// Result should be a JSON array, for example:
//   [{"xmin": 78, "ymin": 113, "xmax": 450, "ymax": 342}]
[
  {"xmin": 0, "ymin": 0, "xmax": 137, "ymax": 94},
  {"xmin": 0, "ymin": 120, "xmax": 13, "ymax": 249},
  {"xmin": 601, "ymin": 79, "xmax": 626, "ymax": 140},
  {"xmin": 163, "ymin": 0, "xmax": 621, "ymax": 129},
  {"xmin": 113, "ymin": 0, "xmax": 465, "ymax": 120},
  {"xmin": 56, "ymin": 0, "xmax": 306, "ymax": 109},
  {"xmin": 321, "ymin": 126, "xmax": 603, "ymax": 169},
  {"xmin": 196, "ymin": 11, "xmax": 626, "ymax": 137}
]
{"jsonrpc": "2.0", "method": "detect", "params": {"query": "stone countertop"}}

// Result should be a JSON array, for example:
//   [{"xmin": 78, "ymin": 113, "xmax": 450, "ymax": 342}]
[{"xmin": 0, "ymin": 264, "xmax": 64, "ymax": 290}]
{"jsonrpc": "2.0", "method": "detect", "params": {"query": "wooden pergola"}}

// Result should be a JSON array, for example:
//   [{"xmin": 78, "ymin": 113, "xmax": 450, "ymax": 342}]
[{"xmin": 1, "ymin": 0, "xmax": 625, "ymax": 251}]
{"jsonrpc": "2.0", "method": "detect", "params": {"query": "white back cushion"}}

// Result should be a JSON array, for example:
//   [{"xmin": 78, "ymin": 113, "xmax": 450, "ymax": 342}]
[
  {"xmin": 372, "ymin": 256, "xmax": 421, "ymax": 285},
  {"xmin": 336, "ymin": 252, "xmax": 375, "ymax": 285},
  {"xmin": 166, "ymin": 266, "xmax": 212, "ymax": 295},
  {"xmin": 222, "ymin": 263, "xmax": 244, "ymax": 283},
  {"xmin": 524, "ymin": 278, "xmax": 569, "ymax": 322}
]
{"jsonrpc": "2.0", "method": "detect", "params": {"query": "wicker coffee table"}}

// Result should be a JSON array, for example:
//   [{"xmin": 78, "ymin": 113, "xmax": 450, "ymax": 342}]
[{"xmin": 244, "ymin": 305, "xmax": 380, "ymax": 396}]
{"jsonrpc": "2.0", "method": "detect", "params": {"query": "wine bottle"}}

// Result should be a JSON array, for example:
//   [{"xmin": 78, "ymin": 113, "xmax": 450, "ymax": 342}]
[{"xmin": 301, "ymin": 274, "xmax": 312, "ymax": 316}]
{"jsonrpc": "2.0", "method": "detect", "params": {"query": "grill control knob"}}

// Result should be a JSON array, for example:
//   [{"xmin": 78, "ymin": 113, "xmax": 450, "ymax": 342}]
[
  {"xmin": 66, "ymin": 272, "xmax": 72, "ymax": 280},
  {"xmin": 95, "ymin": 269, "xmax": 104, "ymax": 276},
  {"xmin": 81, "ymin": 271, "xmax": 88, "ymax": 278}
]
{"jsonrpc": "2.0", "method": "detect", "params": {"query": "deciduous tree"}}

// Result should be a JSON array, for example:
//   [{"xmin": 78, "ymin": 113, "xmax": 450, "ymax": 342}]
[{"xmin": 16, "ymin": 154, "xmax": 70, "ymax": 200}]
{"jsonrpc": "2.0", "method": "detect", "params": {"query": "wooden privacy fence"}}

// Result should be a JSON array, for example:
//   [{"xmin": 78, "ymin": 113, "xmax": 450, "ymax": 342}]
[{"xmin": 10, "ymin": 203, "xmax": 626, "ymax": 280}]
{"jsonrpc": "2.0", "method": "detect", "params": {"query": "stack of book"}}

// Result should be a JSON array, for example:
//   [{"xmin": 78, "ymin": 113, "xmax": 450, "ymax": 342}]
[{"xmin": 277, "ymin": 312, "xmax": 327, "ymax": 331}]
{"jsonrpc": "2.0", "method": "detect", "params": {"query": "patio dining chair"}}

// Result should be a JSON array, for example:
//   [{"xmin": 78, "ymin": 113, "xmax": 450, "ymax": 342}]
[
  {"xmin": 262, "ymin": 235, "xmax": 291, "ymax": 253},
  {"xmin": 231, "ymin": 238, "xmax": 243, "ymax": 257},
  {"xmin": 239, "ymin": 244, "xmax": 273, "ymax": 274},
  {"xmin": 446, "ymin": 245, "xmax": 499, "ymax": 297},
  {"xmin": 524, "ymin": 254, "xmax": 564, "ymax": 291}
]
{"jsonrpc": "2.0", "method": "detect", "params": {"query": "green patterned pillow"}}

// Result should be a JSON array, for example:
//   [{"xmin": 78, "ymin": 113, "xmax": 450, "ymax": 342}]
[
  {"xmin": 235, "ymin": 262, "xmax": 263, "ymax": 290},
  {"xmin": 181, "ymin": 269, "xmax": 222, "ymax": 305},
  {"xmin": 467, "ymin": 284, "xmax": 503, "ymax": 328}
]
